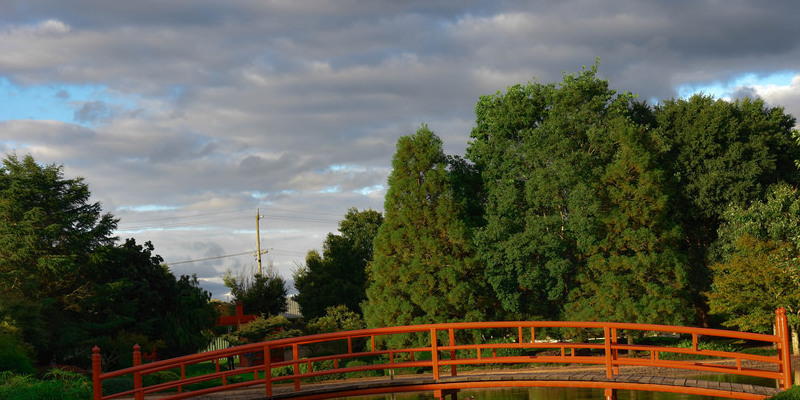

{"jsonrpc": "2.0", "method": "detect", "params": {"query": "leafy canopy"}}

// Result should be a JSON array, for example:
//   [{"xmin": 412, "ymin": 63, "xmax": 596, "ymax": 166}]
[
  {"xmin": 364, "ymin": 125, "xmax": 489, "ymax": 342},
  {"xmin": 0, "ymin": 154, "xmax": 215, "ymax": 369},
  {"xmin": 293, "ymin": 208, "xmax": 382, "ymax": 319}
]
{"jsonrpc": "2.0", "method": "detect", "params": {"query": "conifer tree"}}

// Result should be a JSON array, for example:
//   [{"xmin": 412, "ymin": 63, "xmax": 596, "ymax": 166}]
[
  {"xmin": 563, "ymin": 113, "xmax": 691, "ymax": 326},
  {"xmin": 363, "ymin": 126, "xmax": 487, "ymax": 341}
]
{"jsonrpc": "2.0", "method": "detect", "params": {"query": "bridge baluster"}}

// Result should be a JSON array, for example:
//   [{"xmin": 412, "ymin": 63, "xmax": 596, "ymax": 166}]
[
  {"xmin": 431, "ymin": 328, "xmax": 440, "ymax": 380},
  {"xmin": 264, "ymin": 345, "xmax": 272, "ymax": 397},
  {"xmin": 293, "ymin": 344, "xmax": 300, "ymax": 391},
  {"xmin": 132, "ymin": 344, "xmax": 143, "ymax": 400},
  {"xmin": 776, "ymin": 307, "xmax": 792, "ymax": 389},
  {"xmin": 448, "ymin": 328, "xmax": 457, "ymax": 377},
  {"xmin": 604, "ymin": 327, "xmax": 613, "ymax": 379},
  {"xmin": 92, "ymin": 346, "xmax": 101, "ymax": 400}
]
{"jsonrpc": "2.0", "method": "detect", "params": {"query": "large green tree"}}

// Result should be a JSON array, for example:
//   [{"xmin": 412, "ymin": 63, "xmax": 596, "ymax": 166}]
[
  {"xmin": 654, "ymin": 95, "xmax": 799, "ymax": 323},
  {"xmin": 78, "ymin": 239, "xmax": 216, "ymax": 366},
  {"xmin": 293, "ymin": 208, "xmax": 382, "ymax": 319},
  {"xmin": 364, "ymin": 126, "xmax": 489, "ymax": 338},
  {"xmin": 563, "ymin": 111, "xmax": 691, "ymax": 326},
  {"xmin": 223, "ymin": 268, "xmax": 288, "ymax": 316},
  {"xmin": 467, "ymin": 64, "xmax": 631, "ymax": 319},
  {"xmin": 709, "ymin": 184, "xmax": 800, "ymax": 351},
  {"xmin": 0, "ymin": 154, "xmax": 215, "ymax": 369},
  {"xmin": 0, "ymin": 154, "xmax": 117, "ymax": 365}
]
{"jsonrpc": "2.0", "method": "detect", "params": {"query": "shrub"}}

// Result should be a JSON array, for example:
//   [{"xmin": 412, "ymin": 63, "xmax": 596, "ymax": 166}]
[
  {"xmin": 0, "ymin": 332, "xmax": 35, "ymax": 374},
  {"xmin": 102, "ymin": 377, "xmax": 133, "ymax": 396},
  {"xmin": 0, "ymin": 368, "xmax": 92, "ymax": 400},
  {"xmin": 770, "ymin": 385, "xmax": 800, "ymax": 400},
  {"xmin": 143, "ymin": 370, "xmax": 181, "ymax": 386},
  {"xmin": 658, "ymin": 339, "xmax": 741, "ymax": 360},
  {"xmin": 344, "ymin": 360, "xmax": 382, "ymax": 379}
]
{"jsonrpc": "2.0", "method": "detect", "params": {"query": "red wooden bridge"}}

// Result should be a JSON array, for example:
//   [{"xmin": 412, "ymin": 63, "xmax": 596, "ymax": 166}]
[{"xmin": 92, "ymin": 308, "xmax": 793, "ymax": 400}]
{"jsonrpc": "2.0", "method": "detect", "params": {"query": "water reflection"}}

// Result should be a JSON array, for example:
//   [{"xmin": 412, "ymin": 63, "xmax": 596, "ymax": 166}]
[
  {"xmin": 340, "ymin": 387, "xmax": 733, "ymax": 400},
  {"xmin": 338, "ymin": 374, "xmax": 775, "ymax": 400}
]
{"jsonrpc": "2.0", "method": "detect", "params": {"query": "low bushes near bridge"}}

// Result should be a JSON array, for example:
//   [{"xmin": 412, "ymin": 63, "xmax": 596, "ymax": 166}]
[
  {"xmin": 770, "ymin": 385, "xmax": 800, "ymax": 400},
  {"xmin": 0, "ymin": 368, "xmax": 92, "ymax": 400}
]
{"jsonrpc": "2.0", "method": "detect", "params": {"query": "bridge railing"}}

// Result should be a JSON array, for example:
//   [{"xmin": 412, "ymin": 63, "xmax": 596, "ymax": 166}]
[{"xmin": 92, "ymin": 308, "xmax": 792, "ymax": 400}]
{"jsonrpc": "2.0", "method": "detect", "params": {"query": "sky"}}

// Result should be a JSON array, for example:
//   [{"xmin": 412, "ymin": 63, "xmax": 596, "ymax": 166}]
[{"xmin": 2, "ymin": 0, "xmax": 799, "ymax": 301}]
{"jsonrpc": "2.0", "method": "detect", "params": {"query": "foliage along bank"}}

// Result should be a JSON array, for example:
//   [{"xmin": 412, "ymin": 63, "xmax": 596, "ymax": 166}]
[{"xmin": 0, "ymin": 154, "xmax": 217, "ymax": 371}]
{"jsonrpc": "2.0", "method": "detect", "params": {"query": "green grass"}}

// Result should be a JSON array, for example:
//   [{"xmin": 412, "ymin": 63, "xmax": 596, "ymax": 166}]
[
  {"xmin": 770, "ymin": 385, "xmax": 800, "ymax": 400},
  {"xmin": 0, "ymin": 368, "xmax": 92, "ymax": 400}
]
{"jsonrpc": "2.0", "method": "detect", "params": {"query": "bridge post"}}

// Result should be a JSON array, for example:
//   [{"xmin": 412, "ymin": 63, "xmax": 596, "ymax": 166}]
[
  {"xmin": 431, "ymin": 328, "xmax": 440, "ymax": 380},
  {"xmin": 132, "ymin": 344, "xmax": 143, "ymax": 400},
  {"xmin": 293, "ymin": 344, "xmax": 301, "ymax": 391},
  {"xmin": 611, "ymin": 328, "xmax": 619, "ymax": 375},
  {"xmin": 264, "ymin": 345, "xmax": 272, "ymax": 397},
  {"xmin": 92, "ymin": 346, "xmax": 101, "ymax": 400},
  {"xmin": 604, "ymin": 327, "xmax": 613, "ymax": 379},
  {"xmin": 776, "ymin": 308, "xmax": 793, "ymax": 389},
  {"xmin": 448, "ymin": 328, "xmax": 457, "ymax": 377}
]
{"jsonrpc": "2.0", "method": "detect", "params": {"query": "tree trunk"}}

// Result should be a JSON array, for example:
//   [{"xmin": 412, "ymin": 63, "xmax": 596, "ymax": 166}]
[
  {"xmin": 627, "ymin": 332, "xmax": 636, "ymax": 356},
  {"xmin": 792, "ymin": 325, "xmax": 799, "ymax": 355},
  {"xmin": 774, "ymin": 322, "xmax": 778, "ymax": 350}
]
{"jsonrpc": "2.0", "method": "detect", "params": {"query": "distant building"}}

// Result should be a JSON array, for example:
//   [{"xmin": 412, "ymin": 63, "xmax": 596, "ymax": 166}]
[{"xmin": 282, "ymin": 298, "xmax": 302, "ymax": 320}]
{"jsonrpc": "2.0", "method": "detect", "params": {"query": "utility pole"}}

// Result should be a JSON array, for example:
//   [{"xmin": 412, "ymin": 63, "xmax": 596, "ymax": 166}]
[{"xmin": 256, "ymin": 208, "xmax": 264, "ymax": 276}]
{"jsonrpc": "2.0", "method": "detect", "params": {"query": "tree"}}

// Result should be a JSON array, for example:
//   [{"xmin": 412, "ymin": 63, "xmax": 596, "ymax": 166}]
[
  {"xmin": 306, "ymin": 305, "xmax": 366, "ymax": 334},
  {"xmin": 293, "ymin": 208, "xmax": 382, "ymax": 319},
  {"xmin": 563, "ymin": 112, "xmax": 692, "ymax": 327},
  {"xmin": 78, "ymin": 239, "xmax": 216, "ymax": 365},
  {"xmin": 467, "ymin": 64, "xmax": 630, "ymax": 320},
  {"xmin": 0, "ymin": 154, "xmax": 216, "ymax": 369},
  {"xmin": 654, "ymin": 95, "xmax": 800, "ymax": 324},
  {"xmin": 0, "ymin": 154, "xmax": 117, "ymax": 365},
  {"xmin": 223, "ymin": 266, "xmax": 287, "ymax": 316},
  {"xmin": 363, "ymin": 125, "xmax": 489, "ymax": 341},
  {"xmin": 709, "ymin": 184, "xmax": 800, "ymax": 352}
]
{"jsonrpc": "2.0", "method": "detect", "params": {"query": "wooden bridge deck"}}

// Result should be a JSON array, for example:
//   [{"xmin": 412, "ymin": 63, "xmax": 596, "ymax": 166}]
[{"xmin": 182, "ymin": 371, "xmax": 780, "ymax": 400}]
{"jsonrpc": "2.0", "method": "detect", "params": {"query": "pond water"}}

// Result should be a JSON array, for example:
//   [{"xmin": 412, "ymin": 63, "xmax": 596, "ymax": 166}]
[{"xmin": 339, "ymin": 374, "xmax": 778, "ymax": 400}]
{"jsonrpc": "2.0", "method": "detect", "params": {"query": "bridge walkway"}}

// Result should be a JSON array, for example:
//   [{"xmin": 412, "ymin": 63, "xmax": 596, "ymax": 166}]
[{"xmin": 175, "ymin": 369, "xmax": 781, "ymax": 400}]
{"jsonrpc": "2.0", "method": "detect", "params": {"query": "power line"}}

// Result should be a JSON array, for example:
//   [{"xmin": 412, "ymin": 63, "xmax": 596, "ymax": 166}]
[
  {"xmin": 116, "ymin": 207, "xmax": 341, "ymax": 231},
  {"xmin": 167, "ymin": 250, "xmax": 255, "ymax": 266}
]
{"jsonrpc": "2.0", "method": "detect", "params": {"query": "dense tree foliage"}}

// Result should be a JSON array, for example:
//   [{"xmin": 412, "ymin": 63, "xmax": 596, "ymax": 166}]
[
  {"xmin": 466, "ymin": 65, "xmax": 691, "ymax": 325},
  {"xmin": 293, "ymin": 208, "xmax": 382, "ymax": 319},
  {"xmin": 306, "ymin": 305, "xmax": 366, "ymax": 334},
  {"xmin": 0, "ymin": 154, "xmax": 215, "ymax": 369},
  {"xmin": 223, "ymin": 268, "xmax": 288, "ymax": 316},
  {"xmin": 709, "ymin": 184, "xmax": 800, "ymax": 350},
  {"xmin": 564, "ymin": 109, "xmax": 691, "ymax": 326},
  {"xmin": 654, "ymin": 96, "xmax": 800, "ymax": 323},
  {"xmin": 364, "ymin": 126, "xmax": 490, "ymax": 339}
]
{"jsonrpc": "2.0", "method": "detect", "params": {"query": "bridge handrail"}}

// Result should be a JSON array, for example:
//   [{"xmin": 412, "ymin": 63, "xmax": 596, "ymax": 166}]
[{"xmin": 92, "ymin": 308, "xmax": 793, "ymax": 400}]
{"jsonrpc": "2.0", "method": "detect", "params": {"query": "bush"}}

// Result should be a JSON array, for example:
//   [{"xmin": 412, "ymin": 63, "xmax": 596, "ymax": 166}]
[
  {"xmin": 0, "ymin": 332, "xmax": 36, "ymax": 374},
  {"xmin": 770, "ymin": 385, "xmax": 800, "ymax": 400},
  {"xmin": 102, "ymin": 377, "xmax": 133, "ymax": 396},
  {"xmin": 298, "ymin": 359, "xmax": 344, "ymax": 381},
  {"xmin": 0, "ymin": 368, "xmax": 92, "ymax": 400},
  {"xmin": 143, "ymin": 370, "xmax": 181, "ymax": 386},
  {"xmin": 658, "ymin": 339, "xmax": 741, "ymax": 360},
  {"xmin": 344, "ymin": 360, "xmax": 382, "ymax": 379},
  {"xmin": 480, "ymin": 337, "xmax": 527, "ymax": 358}
]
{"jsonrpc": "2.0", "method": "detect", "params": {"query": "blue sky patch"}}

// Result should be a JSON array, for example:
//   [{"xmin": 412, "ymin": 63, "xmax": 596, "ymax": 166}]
[
  {"xmin": 0, "ymin": 78, "xmax": 135, "ymax": 125},
  {"xmin": 677, "ymin": 70, "xmax": 796, "ymax": 100}
]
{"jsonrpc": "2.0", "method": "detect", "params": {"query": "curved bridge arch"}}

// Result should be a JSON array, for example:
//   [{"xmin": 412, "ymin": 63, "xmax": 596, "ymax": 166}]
[{"xmin": 92, "ymin": 308, "xmax": 792, "ymax": 400}]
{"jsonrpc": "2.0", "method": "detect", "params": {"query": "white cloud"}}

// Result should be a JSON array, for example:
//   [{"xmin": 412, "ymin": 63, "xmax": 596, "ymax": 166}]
[{"xmin": 2, "ymin": 0, "xmax": 800, "ymax": 299}]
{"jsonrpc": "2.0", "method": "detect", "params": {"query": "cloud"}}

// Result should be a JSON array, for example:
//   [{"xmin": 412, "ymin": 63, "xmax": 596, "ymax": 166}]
[
  {"xmin": 74, "ymin": 100, "xmax": 110, "ymax": 123},
  {"xmin": 2, "ymin": 0, "xmax": 799, "ymax": 299}
]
